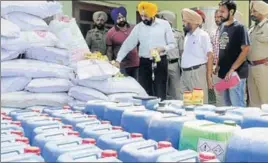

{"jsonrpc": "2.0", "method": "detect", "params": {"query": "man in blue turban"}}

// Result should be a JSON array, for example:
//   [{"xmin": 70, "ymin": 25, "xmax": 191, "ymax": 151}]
[{"xmin": 106, "ymin": 6, "xmax": 140, "ymax": 79}]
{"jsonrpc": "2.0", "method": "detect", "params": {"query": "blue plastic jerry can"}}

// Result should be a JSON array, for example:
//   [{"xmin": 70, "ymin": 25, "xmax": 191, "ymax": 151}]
[
  {"xmin": 1, "ymin": 124, "xmax": 24, "ymax": 134},
  {"xmin": 50, "ymin": 109, "xmax": 74, "ymax": 119},
  {"xmin": 61, "ymin": 114, "xmax": 97, "ymax": 127},
  {"xmin": 156, "ymin": 149, "xmax": 199, "ymax": 162},
  {"xmin": 1, "ymin": 141, "xmax": 29, "ymax": 150},
  {"xmin": 119, "ymin": 140, "xmax": 176, "ymax": 162},
  {"xmin": 204, "ymin": 112, "xmax": 243, "ymax": 126},
  {"xmin": 85, "ymin": 100, "xmax": 117, "ymax": 120},
  {"xmin": 97, "ymin": 131, "xmax": 145, "ymax": 153},
  {"xmin": 74, "ymin": 120, "xmax": 101, "ymax": 133},
  {"xmin": 23, "ymin": 117, "xmax": 61, "ymax": 144},
  {"xmin": 11, "ymin": 111, "xmax": 40, "ymax": 121},
  {"xmin": 1, "ymin": 107, "xmax": 21, "ymax": 116},
  {"xmin": 132, "ymin": 95, "xmax": 160, "ymax": 110},
  {"xmin": 148, "ymin": 113, "xmax": 195, "ymax": 148},
  {"xmin": 80, "ymin": 124, "xmax": 123, "ymax": 141},
  {"xmin": 1, "ymin": 129, "xmax": 24, "ymax": 137},
  {"xmin": 242, "ymin": 113, "xmax": 268, "ymax": 128},
  {"xmin": 1, "ymin": 153, "xmax": 45, "ymax": 162},
  {"xmin": 42, "ymin": 137, "xmax": 99, "ymax": 162},
  {"xmin": 32, "ymin": 130, "xmax": 79, "ymax": 153},
  {"xmin": 32, "ymin": 124, "xmax": 73, "ymax": 139},
  {"xmin": 1, "ymin": 134, "xmax": 21, "ymax": 144},
  {"xmin": 227, "ymin": 107, "xmax": 262, "ymax": 116},
  {"xmin": 121, "ymin": 109, "xmax": 161, "ymax": 139},
  {"xmin": 9, "ymin": 109, "xmax": 33, "ymax": 119},
  {"xmin": 42, "ymin": 106, "xmax": 63, "ymax": 115},
  {"xmin": 103, "ymin": 103, "xmax": 136, "ymax": 126},
  {"xmin": 1, "ymin": 145, "xmax": 27, "ymax": 158}
]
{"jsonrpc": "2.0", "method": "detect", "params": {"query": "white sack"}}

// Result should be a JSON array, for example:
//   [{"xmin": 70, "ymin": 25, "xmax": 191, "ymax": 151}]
[
  {"xmin": 1, "ymin": 91, "xmax": 73, "ymax": 108},
  {"xmin": 68, "ymin": 86, "xmax": 108, "ymax": 102},
  {"xmin": 25, "ymin": 78, "xmax": 73, "ymax": 93},
  {"xmin": 1, "ymin": 77, "xmax": 32, "ymax": 93},
  {"xmin": 49, "ymin": 16, "xmax": 90, "ymax": 62},
  {"xmin": 78, "ymin": 76, "xmax": 148, "ymax": 96},
  {"xmin": 1, "ymin": 59, "xmax": 74, "ymax": 79},
  {"xmin": 25, "ymin": 47, "xmax": 71, "ymax": 65},
  {"xmin": 1, "ymin": 35, "xmax": 29, "ymax": 51},
  {"xmin": 76, "ymin": 60, "xmax": 119, "ymax": 80},
  {"xmin": 1, "ymin": 48, "xmax": 23, "ymax": 61},
  {"xmin": 21, "ymin": 31, "xmax": 58, "ymax": 47},
  {"xmin": 1, "ymin": 1, "xmax": 62, "ymax": 18},
  {"xmin": 1, "ymin": 18, "xmax": 20, "ymax": 38},
  {"xmin": 3, "ymin": 12, "xmax": 49, "ymax": 31},
  {"xmin": 108, "ymin": 93, "xmax": 138, "ymax": 102}
]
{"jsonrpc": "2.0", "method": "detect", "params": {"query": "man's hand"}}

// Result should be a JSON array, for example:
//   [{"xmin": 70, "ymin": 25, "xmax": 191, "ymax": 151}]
[
  {"xmin": 151, "ymin": 47, "xmax": 165, "ymax": 56},
  {"xmin": 111, "ymin": 60, "xmax": 120, "ymax": 68},
  {"xmin": 213, "ymin": 65, "xmax": 219, "ymax": 75},
  {"xmin": 264, "ymin": 61, "xmax": 268, "ymax": 66},
  {"xmin": 224, "ymin": 68, "xmax": 235, "ymax": 81}
]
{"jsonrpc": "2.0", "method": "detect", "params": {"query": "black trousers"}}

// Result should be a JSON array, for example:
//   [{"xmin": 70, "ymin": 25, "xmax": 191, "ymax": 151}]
[
  {"xmin": 138, "ymin": 56, "xmax": 168, "ymax": 100},
  {"xmin": 120, "ymin": 67, "xmax": 139, "ymax": 81}
]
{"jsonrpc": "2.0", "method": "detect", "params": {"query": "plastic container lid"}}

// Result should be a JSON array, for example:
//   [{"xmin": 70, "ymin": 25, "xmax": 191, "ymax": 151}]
[
  {"xmin": 11, "ymin": 121, "xmax": 22, "ymax": 126},
  {"xmin": 53, "ymin": 117, "xmax": 62, "ymax": 122},
  {"xmin": 193, "ymin": 88, "xmax": 203, "ymax": 91},
  {"xmin": 112, "ymin": 126, "xmax": 123, "ymax": 131},
  {"xmin": 16, "ymin": 137, "xmax": 29, "ymax": 144},
  {"xmin": 11, "ymin": 130, "xmax": 23, "ymax": 137},
  {"xmin": 24, "ymin": 147, "xmax": 40, "ymax": 155},
  {"xmin": 62, "ymin": 125, "xmax": 73, "ymax": 130},
  {"xmin": 2, "ymin": 116, "xmax": 12, "ymax": 120},
  {"xmin": 199, "ymin": 152, "xmax": 216, "ymax": 161},
  {"xmin": 63, "ymin": 105, "xmax": 71, "ymax": 110},
  {"xmin": 67, "ymin": 131, "xmax": 79, "ymax": 136},
  {"xmin": 224, "ymin": 120, "xmax": 236, "ymax": 126},
  {"xmin": 88, "ymin": 115, "xmax": 97, "ymax": 119},
  {"xmin": 158, "ymin": 141, "xmax": 172, "ymax": 149},
  {"xmin": 184, "ymin": 91, "xmax": 192, "ymax": 93},
  {"xmin": 101, "ymin": 121, "xmax": 111, "ymax": 124},
  {"xmin": 130, "ymin": 133, "xmax": 143, "ymax": 138},
  {"xmin": 82, "ymin": 138, "xmax": 96, "ymax": 145},
  {"xmin": 101, "ymin": 150, "xmax": 118, "ymax": 158},
  {"xmin": 41, "ymin": 113, "xmax": 49, "ymax": 117}
]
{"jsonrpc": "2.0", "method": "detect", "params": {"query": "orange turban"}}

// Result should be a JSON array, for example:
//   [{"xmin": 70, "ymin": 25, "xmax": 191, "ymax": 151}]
[
  {"xmin": 138, "ymin": 2, "xmax": 158, "ymax": 18},
  {"xmin": 182, "ymin": 8, "xmax": 203, "ymax": 25}
]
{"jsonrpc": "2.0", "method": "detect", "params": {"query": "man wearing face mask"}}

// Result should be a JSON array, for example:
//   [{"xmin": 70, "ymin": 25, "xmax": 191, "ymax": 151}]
[
  {"xmin": 106, "ymin": 6, "xmax": 140, "ymax": 79},
  {"xmin": 158, "ymin": 10, "xmax": 184, "ymax": 100},
  {"xmin": 247, "ymin": 1, "xmax": 268, "ymax": 108},
  {"xmin": 179, "ymin": 8, "xmax": 214, "ymax": 104},
  {"xmin": 217, "ymin": 1, "xmax": 250, "ymax": 107},
  {"xmin": 86, "ymin": 11, "xmax": 108, "ymax": 55},
  {"xmin": 113, "ymin": 1, "xmax": 176, "ymax": 100}
]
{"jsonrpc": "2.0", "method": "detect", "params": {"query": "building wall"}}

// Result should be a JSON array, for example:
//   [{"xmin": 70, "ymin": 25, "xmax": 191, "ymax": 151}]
[{"xmin": 61, "ymin": 1, "xmax": 250, "ymax": 29}]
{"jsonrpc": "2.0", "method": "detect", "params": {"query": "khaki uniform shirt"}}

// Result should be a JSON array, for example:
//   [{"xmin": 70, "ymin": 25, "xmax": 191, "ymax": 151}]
[
  {"xmin": 248, "ymin": 18, "xmax": 268, "ymax": 61},
  {"xmin": 86, "ymin": 28, "xmax": 108, "ymax": 55},
  {"xmin": 167, "ymin": 28, "xmax": 184, "ymax": 60}
]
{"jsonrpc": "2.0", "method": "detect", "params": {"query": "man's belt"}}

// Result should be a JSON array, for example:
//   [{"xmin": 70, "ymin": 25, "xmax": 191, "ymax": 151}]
[
  {"xmin": 169, "ymin": 58, "xmax": 179, "ymax": 64},
  {"xmin": 248, "ymin": 58, "xmax": 268, "ymax": 66},
  {"xmin": 182, "ymin": 63, "xmax": 206, "ymax": 71}
]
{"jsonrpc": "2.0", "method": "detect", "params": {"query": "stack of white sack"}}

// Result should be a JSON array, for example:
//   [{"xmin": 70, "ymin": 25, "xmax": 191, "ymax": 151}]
[
  {"xmin": 1, "ymin": 1, "xmax": 75, "ymax": 108},
  {"xmin": 70, "ymin": 59, "xmax": 148, "ymax": 103}
]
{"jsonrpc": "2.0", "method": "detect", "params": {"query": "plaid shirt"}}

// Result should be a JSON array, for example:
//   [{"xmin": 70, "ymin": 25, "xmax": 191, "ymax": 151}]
[{"xmin": 210, "ymin": 27, "xmax": 220, "ymax": 64}]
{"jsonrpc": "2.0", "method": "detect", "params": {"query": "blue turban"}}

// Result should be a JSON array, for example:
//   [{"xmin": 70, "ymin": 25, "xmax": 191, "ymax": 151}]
[{"xmin": 111, "ymin": 6, "xmax": 127, "ymax": 23}]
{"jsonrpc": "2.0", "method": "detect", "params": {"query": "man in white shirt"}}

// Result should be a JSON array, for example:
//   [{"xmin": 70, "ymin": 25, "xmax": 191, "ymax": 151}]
[
  {"xmin": 114, "ymin": 1, "xmax": 176, "ymax": 100},
  {"xmin": 179, "ymin": 8, "xmax": 214, "ymax": 104}
]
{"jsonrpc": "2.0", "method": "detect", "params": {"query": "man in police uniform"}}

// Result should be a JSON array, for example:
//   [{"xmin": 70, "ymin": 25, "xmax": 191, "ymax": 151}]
[
  {"xmin": 248, "ymin": 1, "xmax": 268, "ymax": 107},
  {"xmin": 86, "ymin": 11, "xmax": 108, "ymax": 55},
  {"xmin": 158, "ymin": 10, "xmax": 184, "ymax": 100}
]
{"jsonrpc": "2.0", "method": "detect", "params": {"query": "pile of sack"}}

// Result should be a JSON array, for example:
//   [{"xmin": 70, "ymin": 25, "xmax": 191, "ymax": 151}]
[
  {"xmin": 1, "ymin": 1, "xmax": 75, "ymax": 108},
  {"xmin": 1, "ymin": 1, "xmax": 148, "ymax": 109}
]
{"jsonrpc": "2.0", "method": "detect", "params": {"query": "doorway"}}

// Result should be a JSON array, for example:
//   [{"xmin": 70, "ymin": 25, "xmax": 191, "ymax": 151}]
[{"xmin": 72, "ymin": 1, "xmax": 115, "ymax": 38}]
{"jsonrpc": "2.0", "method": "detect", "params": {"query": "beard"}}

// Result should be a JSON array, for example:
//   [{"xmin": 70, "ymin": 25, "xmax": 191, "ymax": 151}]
[
  {"xmin": 221, "ymin": 12, "xmax": 230, "ymax": 23},
  {"xmin": 95, "ymin": 23, "xmax": 105, "ymax": 30},
  {"xmin": 215, "ymin": 20, "xmax": 222, "ymax": 26},
  {"xmin": 117, "ymin": 21, "xmax": 127, "ymax": 27},
  {"xmin": 143, "ymin": 19, "xmax": 153, "ymax": 26}
]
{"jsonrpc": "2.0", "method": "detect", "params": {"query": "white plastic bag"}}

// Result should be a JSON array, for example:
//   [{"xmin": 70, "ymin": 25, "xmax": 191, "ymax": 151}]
[
  {"xmin": 68, "ymin": 86, "xmax": 108, "ymax": 102},
  {"xmin": 21, "ymin": 31, "xmax": 58, "ymax": 47},
  {"xmin": 49, "ymin": 16, "xmax": 90, "ymax": 62},
  {"xmin": 1, "ymin": 91, "xmax": 73, "ymax": 108},
  {"xmin": 3, "ymin": 12, "xmax": 49, "ymax": 31},
  {"xmin": 76, "ymin": 60, "xmax": 119, "ymax": 80},
  {"xmin": 1, "ymin": 1, "xmax": 62, "ymax": 18},
  {"xmin": 25, "ymin": 47, "xmax": 71, "ymax": 65},
  {"xmin": 25, "ymin": 78, "xmax": 73, "ymax": 93},
  {"xmin": 1, "ymin": 18, "xmax": 20, "ymax": 38},
  {"xmin": 1, "ymin": 77, "xmax": 32, "ymax": 93},
  {"xmin": 1, "ymin": 59, "xmax": 74, "ymax": 79},
  {"xmin": 1, "ymin": 35, "xmax": 29, "ymax": 51},
  {"xmin": 1, "ymin": 48, "xmax": 23, "ymax": 61},
  {"xmin": 78, "ymin": 76, "xmax": 148, "ymax": 96}
]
